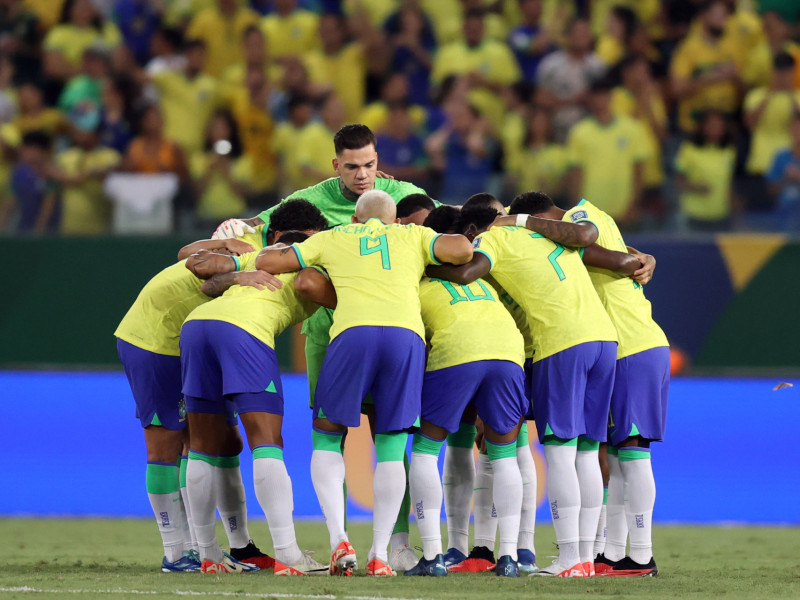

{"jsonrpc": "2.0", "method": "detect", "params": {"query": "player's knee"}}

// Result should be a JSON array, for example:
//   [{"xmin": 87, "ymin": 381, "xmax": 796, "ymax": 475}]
[
  {"xmin": 221, "ymin": 426, "xmax": 244, "ymax": 456},
  {"xmin": 144, "ymin": 426, "xmax": 185, "ymax": 462}
]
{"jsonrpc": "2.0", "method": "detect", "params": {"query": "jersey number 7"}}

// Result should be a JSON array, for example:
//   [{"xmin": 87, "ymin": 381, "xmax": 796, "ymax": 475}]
[{"xmin": 360, "ymin": 234, "xmax": 391, "ymax": 270}]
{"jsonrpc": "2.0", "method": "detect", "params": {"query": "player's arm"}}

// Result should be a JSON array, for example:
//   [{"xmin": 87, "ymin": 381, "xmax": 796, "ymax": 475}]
[
  {"xmin": 177, "ymin": 238, "xmax": 255, "ymax": 261},
  {"xmin": 185, "ymin": 249, "xmax": 237, "ymax": 279},
  {"xmin": 627, "ymin": 245, "xmax": 656, "ymax": 285},
  {"xmin": 426, "ymin": 252, "xmax": 491, "ymax": 285},
  {"xmin": 255, "ymin": 244, "xmax": 302, "ymax": 274},
  {"xmin": 201, "ymin": 270, "xmax": 283, "ymax": 297},
  {"xmin": 582, "ymin": 244, "xmax": 642, "ymax": 275},
  {"xmin": 294, "ymin": 268, "xmax": 337, "ymax": 310},
  {"xmin": 432, "ymin": 234, "xmax": 474, "ymax": 265},
  {"xmin": 491, "ymin": 214, "xmax": 598, "ymax": 247}
]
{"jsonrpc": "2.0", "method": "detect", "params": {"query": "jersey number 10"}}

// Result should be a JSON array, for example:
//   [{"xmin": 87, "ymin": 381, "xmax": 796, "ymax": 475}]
[{"xmin": 360, "ymin": 234, "xmax": 391, "ymax": 270}]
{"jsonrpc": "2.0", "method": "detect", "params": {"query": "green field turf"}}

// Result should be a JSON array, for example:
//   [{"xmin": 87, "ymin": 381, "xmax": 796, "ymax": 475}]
[{"xmin": 0, "ymin": 518, "xmax": 798, "ymax": 600}]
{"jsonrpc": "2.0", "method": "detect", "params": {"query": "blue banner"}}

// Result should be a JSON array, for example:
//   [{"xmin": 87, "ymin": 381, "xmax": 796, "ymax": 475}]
[{"xmin": 1, "ymin": 372, "xmax": 797, "ymax": 524}]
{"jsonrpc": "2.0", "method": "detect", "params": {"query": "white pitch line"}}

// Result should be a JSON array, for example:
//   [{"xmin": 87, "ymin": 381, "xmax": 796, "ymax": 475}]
[{"xmin": 0, "ymin": 587, "xmax": 433, "ymax": 600}]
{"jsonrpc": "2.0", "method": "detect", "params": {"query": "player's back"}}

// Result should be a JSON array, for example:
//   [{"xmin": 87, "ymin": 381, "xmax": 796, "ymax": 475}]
[
  {"xmin": 419, "ymin": 276, "xmax": 525, "ymax": 372},
  {"xmin": 292, "ymin": 218, "xmax": 439, "ymax": 341},
  {"xmin": 564, "ymin": 200, "xmax": 668, "ymax": 358},
  {"xmin": 473, "ymin": 225, "xmax": 617, "ymax": 362}
]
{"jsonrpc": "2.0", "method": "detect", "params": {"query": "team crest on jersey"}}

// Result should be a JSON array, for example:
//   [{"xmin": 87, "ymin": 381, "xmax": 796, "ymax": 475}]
[
  {"xmin": 617, "ymin": 136, "xmax": 629, "ymax": 150},
  {"xmin": 178, "ymin": 397, "xmax": 187, "ymax": 422},
  {"xmin": 472, "ymin": 238, "xmax": 481, "ymax": 248},
  {"xmin": 570, "ymin": 210, "xmax": 588, "ymax": 222}
]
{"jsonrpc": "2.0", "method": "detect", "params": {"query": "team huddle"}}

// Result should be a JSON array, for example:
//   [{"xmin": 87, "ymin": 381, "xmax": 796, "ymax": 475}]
[{"xmin": 115, "ymin": 124, "xmax": 668, "ymax": 579}]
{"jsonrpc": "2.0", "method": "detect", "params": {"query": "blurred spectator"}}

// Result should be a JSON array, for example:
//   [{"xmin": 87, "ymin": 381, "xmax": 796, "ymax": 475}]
[
  {"xmin": 513, "ymin": 104, "xmax": 567, "ymax": 201},
  {"xmin": 273, "ymin": 94, "xmax": 313, "ymax": 195},
  {"xmin": 111, "ymin": 0, "xmax": 162, "ymax": 66},
  {"xmin": 221, "ymin": 24, "xmax": 282, "ymax": 90},
  {"xmin": 24, "ymin": 0, "xmax": 65, "ymax": 30},
  {"xmin": 98, "ymin": 75, "xmax": 135, "ymax": 153},
  {"xmin": 566, "ymin": 76, "xmax": 647, "ymax": 226},
  {"xmin": 596, "ymin": 5, "xmax": 638, "ymax": 67},
  {"xmin": 612, "ymin": 54, "xmax": 667, "ymax": 223},
  {"xmin": 54, "ymin": 120, "xmax": 121, "ymax": 235},
  {"xmin": 536, "ymin": 17, "xmax": 604, "ymax": 142},
  {"xmin": 716, "ymin": 0, "xmax": 770, "ymax": 88},
  {"xmin": 426, "ymin": 102, "xmax": 495, "ymax": 205},
  {"xmin": 760, "ymin": 10, "xmax": 800, "ymax": 88},
  {"xmin": 149, "ymin": 39, "xmax": 219, "ymax": 156},
  {"xmin": 191, "ymin": 108, "xmax": 252, "ymax": 226},
  {"xmin": 675, "ymin": 110, "xmax": 737, "ymax": 232},
  {"xmin": 0, "ymin": 130, "xmax": 58, "ymax": 232},
  {"xmin": 122, "ymin": 103, "xmax": 188, "ymax": 183},
  {"xmin": 261, "ymin": 0, "xmax": 320, "ymax": 62},
  {"xmin": 431, "ymin": 9, "xmax": 521, "ymax": 133},
  {"xmin": 360, "ymin": 73, "xmax": 427, "ymax": 135},
  {"xmin": 0, "ymin": 0, "xmax": 42, "ymax": 83},
  {"xmin": 11, "ymin": 82, "xmax": 65, "ymax": 137},
  {"xmin": 507, "ymin": 0, "xmax": 556, "ymax": 83},
  {"xmin": 185, "ymin": 0, "xmax": 260, "ymax": 78},
  {"xmin": 0, "ymin": 52, "xmax": 16, "ymax": 122},
  {"xmin": 374, "ymin": 100, "xmax": 430, "ymax": 189},
  {"xmin": 500, "ymin": 80, "xmax": 533, "ymax": 183},
  {"xmin": 145, "ymin": 26, "xmax": 185, "ymax": 76},
  {"xmin": 269, "ymin": 55, "xmax": 321, "ymax": 122},
  {"xmin": 385, "ymin": 2, "xmax": 435, "ymax": 106},
  {"xmin": 58, "ymin": 47, "xmax": 110, "ymax": 124},
  {"xmin": 767, "ymin": 115, "xmax": 800, "ymax": 231},
  {"xmin": 670, "ymin": 1, "xmax": 741, "ymax": 133},
  {"xmin": 294, "ymin": 93, "xmax": 344, "ymax": 189}
]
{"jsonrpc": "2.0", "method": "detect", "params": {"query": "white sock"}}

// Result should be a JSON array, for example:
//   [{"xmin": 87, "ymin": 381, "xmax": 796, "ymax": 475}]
[
  {"xmin": 594, "ymin": 501, "xmax": 607, "ymax": 558},
  {"xmin": 390, "ymin": 531, "xmax": 410, "ymax": 552},
  {"xmin": 576, "ymin": 449, "xmax": 603, "ymax": 564},
  {"xmin": 473, "ymin": 453, "xmax": 497, "ymax": 550},
  {"xmin": 490, "ymin": 456, "xmax": 522, "ymax": 561},
  {"xmin": 443, "ymin": 445, "xmax": 474, "ymax": 555},
  {"xmin": 216, "ymin": 463, "xmax": 252, "ymax": 549},
  {"xmin": 186, "ymin": 456, "xmax": 223, "ymax": 563},
  {"xmin": 543, "ymin": 443, "xmax": 580, "ymax": 567},
  {"xmin": 410, "ymin": 452, "xmax": 443, "ymax": 560},
  {"xmin": 605, "ymin": 453, "xmax": 628, "ymax": 562},
  {"xmin": 310, "ymin": 449, "xmax": 348, "ymax": 552},
  {"xmin": 147, "ymin": 490, "xmax": 185, "ymax": 562},
  {"xmin": 369, "ymin": 460, "xmax": 406, "ymax": 562},
  {"xmin": 253, "ymin": 455, "xmax": 302, "ymax": 565},
  {"xmin": 619, "ymin": 452, "xmax": 656, "ymax": 564},
  {"xmin": 179, "ymin": 486, "xmax": 199, "ymax": 554},
  {"xmin": 516, "ymin": 445, "xmax": 537, "ymax": 552}
]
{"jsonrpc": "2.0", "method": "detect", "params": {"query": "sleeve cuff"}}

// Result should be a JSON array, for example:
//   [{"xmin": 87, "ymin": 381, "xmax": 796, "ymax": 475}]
[
  {"xmin": 292, "ymin": 244, "xmax": 307, "ymax": 269},
  {"xmin": 232, "ymin": 255, "xmax": 241, "ymax": 271},
  {"xmin": 474, "ymin": 248, "xmax": 494, "ymax": 270},
  {"xmin": 429, "ymin": 234, "xmax": 443, "ymax": 265}
]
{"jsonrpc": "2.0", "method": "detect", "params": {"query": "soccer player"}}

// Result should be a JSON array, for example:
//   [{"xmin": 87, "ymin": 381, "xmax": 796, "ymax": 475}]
[
  {"xmin": 212, "ymin": 124, "xmax": 430, "ymax": 570},
  {"xmin": 494, "ymin": 193, "xmax": 666, "ymax": 576},
  {"xmin": 461, "ymin": 192, "xmax": 507, "ymax": 214},
  {"xmin": 405, "ymin": 218, "xmax": 529, "ymax": 578},
  {"xmin": 114, "ymin": 199, "xmax": 327, "ymax": 572},
  {"xmin": 255, "ymin": 190, "xmax": 473, "ymax": 576},
  {"xmin": 396, "ymin": 193, "xmax": 436, "ymax": 225},
  {"xmin": 428, "ymin": 200, "xmax": 627, "ymax": 578},
  {"xmin": 180, "ymin": 233, "xmax": 334, "ymax": 575}
]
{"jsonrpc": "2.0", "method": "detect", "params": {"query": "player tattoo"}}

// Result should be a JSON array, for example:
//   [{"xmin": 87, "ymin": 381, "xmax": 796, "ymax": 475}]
[
  {"xmin": 528, "ymin": 218, "xmax": 593, "ymax": 247},
  {"xmin": 201, "ymin": 272, "xmax": 238, "ymax": 298}
]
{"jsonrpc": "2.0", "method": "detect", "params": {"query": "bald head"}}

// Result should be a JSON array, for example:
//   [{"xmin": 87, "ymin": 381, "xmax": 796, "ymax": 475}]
[{"xmin": 354, "ymin": 190, "xmax": 397, "ymax": 224}]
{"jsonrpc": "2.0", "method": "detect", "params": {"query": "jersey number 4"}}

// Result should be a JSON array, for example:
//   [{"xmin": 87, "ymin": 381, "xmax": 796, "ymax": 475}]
[{"xmin": 360, "ymin": 234, "xmax": 391, "ymax": 270}]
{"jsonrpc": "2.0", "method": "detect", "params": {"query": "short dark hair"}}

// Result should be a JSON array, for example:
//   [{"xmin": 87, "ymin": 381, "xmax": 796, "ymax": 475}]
[
  {"xmin": 397, "ymin": 193, "xmax": 436, "ymax": 218},
  {"xmin": 269, "ymin": 198, "xmax": 329, "ymax": 235},
  {"xmin": 423, "ymin": 205, "xmax": 460, "ymax": 233},
  {"xmin": 455, "ymin": 207, "xmax": 497, "ymax": 235},
  {"xmin": 21, "ymin": 130, "xmax": 51, "ymax": 151},
  {"xmin": 774, "ymin": 51, "xmax": 796, "ymax": 71},
  {"xmin": 462, "ymin": 193, "xmax": 499, "ymax": 210},
  {"xmin": 288, "ymin": 94, "xmax": 312, "ymax": 113},
  {"xmin": 276, "ymin": 230, "xmax": 310, "ymax": 246},
  {"xmin": 509, "ymin": 191, "xmax": 555, "ymax": 215},
  {"xmin": 333, "ymin": 124, "xmax": 376, "ymax": 155}
]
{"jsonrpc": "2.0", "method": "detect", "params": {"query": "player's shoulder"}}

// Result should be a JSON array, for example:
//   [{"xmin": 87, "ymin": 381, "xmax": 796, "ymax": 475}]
[
  {"xmin": 375, "ymin": 177, "xmax": 426, "ymax": 199},
  {"xmin": 564, "ymin": 199, "xmax": 599, "ymax": 222}
]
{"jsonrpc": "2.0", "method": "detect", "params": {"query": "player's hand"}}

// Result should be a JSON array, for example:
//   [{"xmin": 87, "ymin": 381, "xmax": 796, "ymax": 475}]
[
  {"xmin": 376, "ymin": 170, "xmax": 395, "ymax": 180},
  {"xmin": 234, "ymin": 270, "xmax": 283, "ymax": 291},
  {"xmin": 631, "ymin": 251, "xmax": 656, "ymax": 285},
  {"xmin": 224, "ymin": 239, "xmax": 256, "ymax": 255},
  {"xmin": 212, "ymin": 218, "xmax": 257, "ymax": 240}
]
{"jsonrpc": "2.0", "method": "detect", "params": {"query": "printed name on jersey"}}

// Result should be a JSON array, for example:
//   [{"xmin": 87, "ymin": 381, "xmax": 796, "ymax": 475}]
[{"xmin": 570, "ymin": 210, "xmax": 588, "ymax": 222}]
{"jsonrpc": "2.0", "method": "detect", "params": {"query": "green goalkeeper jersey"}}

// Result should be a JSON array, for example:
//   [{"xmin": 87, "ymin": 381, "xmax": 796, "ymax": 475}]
[{"xmin": 257, "ymin": 176, "xmax": 429, "ymax": 345}]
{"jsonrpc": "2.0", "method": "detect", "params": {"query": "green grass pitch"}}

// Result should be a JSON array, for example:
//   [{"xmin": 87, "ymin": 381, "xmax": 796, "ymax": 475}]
[{"xmin": 0, "ymin": 518, "xmax": 798, "ymax": 599}]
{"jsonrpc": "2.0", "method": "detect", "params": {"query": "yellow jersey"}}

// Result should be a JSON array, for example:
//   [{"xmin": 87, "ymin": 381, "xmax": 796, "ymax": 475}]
[
  {"xmin": 473, "ymin": 226, "xmax": 617, "ymax": 362},
  {"xmin": 229, "ymin": 89, "xmax": 278, "ymax": 192},
  {"xmin": 611, "ymin": 87, "xmax": 667, "ymax": 187},
  {"xmin": 43, "ymin": 23, "xmax": 121, "ymax": 68},
  {"xmin": 189, "ymin": 152, "xmax": 251, "ymax": 221},
  {"xmin": 564, "ymin": 200, "xmax": 668, "ymax": 359},
  {"xmin": 304, "ymin": 44, "xmax": 366, "ymax": 123},
  {"xmin": 486, "ymin": 274, "xmax": 534, "ymax": 360},
  {"xmin": 57, "ymin": 146, "xmax": 120, "ymax": 235},
  {"xmin": 567, "ymin": 115, "xmax": 648, "ymax": 218},
  {"xmin": 675, "ymin": 141, "xmax": 736, "ymax": 221},
  {"xmin": 743, "ymin": 87, "xmax": 800, "ymax": 175},
  {"xmin": 419, "ymin": 276, "xmax": 525, "ymax": 372},
  {"xmin": 294, "ymin": 121, "xmax": 336, "ymax": 189},
  {"xmin": 292, "ymin": 219, "xmax": 440, "ymax": 341},
  {"xmin": 514, "ymin": 143, "xmax": 568, "ymax": 198},
  {"xmin": 151, "ymin": 71, "xmax": 219, "ymax": 155},
  {"xmin": 185, "ymin": 7, "xmax": 261, "ymax": 77},
  {"xmin": 184, "ymin": 252, "xmax": 316, "ymax": 349},
  {"xmin": 261, "ymin": 10, "xmax": 320, "ymax": 59}
]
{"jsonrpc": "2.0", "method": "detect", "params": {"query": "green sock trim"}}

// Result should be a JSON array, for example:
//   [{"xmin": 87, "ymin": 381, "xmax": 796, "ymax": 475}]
[
  {"xmin": 393, "ymin": 453, "xmax": 411, "ymax": 535},
  {"xmin": 577, "ymin": 436, "xmax": 600, "ymax": 452},
  {"xmin": 179, "ymin": 456, "xmax": 188, "ymax": 488},
  {"xmin": 375, "ymin": 431, "xmax": 409, "ymax": 462},
  {"xmin": 603, "ymin": 487, "xmax": 609, "ymax": 505},
  {"xmin": 607, "ymin": 445, "xmax": 619, "ymax": 456},
  {"xmin": 618, "ymin": 447, "xmax": 651, "ymax": 462},
  {"xmin": 146, "ymin": 463, "xmax": 179, "ymax": 495},
  {"xmin": 312, "ymin": 429, "xmax": 343, "ymax": 454},
  {"xmin": 486, "ymin": 439, "xmax": 517, "ymax": 460},
  {"xmin": 516, "ymin": 422, "xmax": 529, "ymax": 448},
  {"xmin": 252, "ymin": 446, "xmax": 283, "ymax": 460},
  {"xmin": 446, "ymin": 422, "xmax": 477, "ymax": 449},
  {"xmin": 543, "ymin": 434, "xmax": 577, "ymax": 447},
  {"xmin": 149, "ymin": 413, "xmax": 162, "ymax": 427},
  {"xmin": 188, "ymin": 450, "xmax": 216, "ymax": 466},
  {"xmin": 216, "ymin": 454, "xmax": 240, "ymax": 468},
  {"xmin": 412, "ymin": 433, "xmax": 444, "ymax": 456}
]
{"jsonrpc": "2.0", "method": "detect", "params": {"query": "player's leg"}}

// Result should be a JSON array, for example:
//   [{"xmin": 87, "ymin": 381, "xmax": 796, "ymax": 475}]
[
  {"xmin": 594, "ymin": 443, "xmax": 610, "ymax": 560},
  {"xmin": 601, "ymin": 444, "xmax": 628, "ymax": 567},
  {"xmin": 472, "ymin": 424, "xmax": 498, "ymax": 558},
  {"xmin": 516, "ymin": 423, "xmax": 538, "ymax": 572},
  {"xmin": 178, "ymin": 442, "xmax": 199, "ymax": 556},
  {"xmin": 443, "ymin": 409, "xmax": 477, "ymax": 565}
]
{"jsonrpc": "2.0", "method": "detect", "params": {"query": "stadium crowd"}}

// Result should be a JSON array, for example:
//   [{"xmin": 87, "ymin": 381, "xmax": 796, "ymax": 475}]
[{"xmin": 1, "ymin": 0, "xmax": 800, "ymax": 235}]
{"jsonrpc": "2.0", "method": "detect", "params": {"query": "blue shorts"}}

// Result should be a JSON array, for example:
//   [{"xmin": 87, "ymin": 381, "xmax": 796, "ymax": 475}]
[
  {"xmin": 529, "ymin": 341, "xmax": 616, "ymax": 443},
  {"xmin": 422, "ymin": 360, "xmax": 527, "ymax": 436},
  {"xmin": 314, "ymin": 326, "xmax": 425, "ymax": 434},
  {"xmin": 117, "ymin": 338, "xmax": 186, "ymax": 430},
  {"xmin": 609, "ymin": 346, "xmax": 670, "ymax": 446},
  {"xmin": 180, "ymin": 320, "xmax": 284, "ymax": 416}
]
